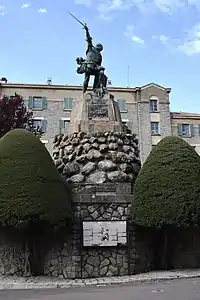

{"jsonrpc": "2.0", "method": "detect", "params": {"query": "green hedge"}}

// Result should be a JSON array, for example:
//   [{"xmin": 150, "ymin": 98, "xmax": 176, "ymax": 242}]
[
  {"xmin": 133, "ymin": 136, "xmax": 200, "ymax": 228},
  {"xmin": 0, "ymin": 129, "xmax": 72, "ymax": 228}
]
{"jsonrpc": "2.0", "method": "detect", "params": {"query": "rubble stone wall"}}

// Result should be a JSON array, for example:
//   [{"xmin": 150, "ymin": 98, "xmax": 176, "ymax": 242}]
[
  {"xmin": 44, "ymin": 183, "xmax": 136, "ymax": 279},
  {"xmin": 0, "ymin": 229, "xmax": 29, "ymax": 276},
  {"xmin": 53, "ymin": 131, "xmax": 141, "ymax": 184}
]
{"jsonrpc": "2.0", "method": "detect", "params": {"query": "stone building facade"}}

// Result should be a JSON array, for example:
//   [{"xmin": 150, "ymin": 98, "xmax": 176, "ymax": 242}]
[
  {"xmin": 0, "ymin": 82, "xmax": 172, "ymax": 164},
  {"xmin": 171, "ymin": 112, "xmax": 200, "ymax": 155},
  {"xmin": 1, "ymin": 81, "xmax": 200, "ymax": 162}
]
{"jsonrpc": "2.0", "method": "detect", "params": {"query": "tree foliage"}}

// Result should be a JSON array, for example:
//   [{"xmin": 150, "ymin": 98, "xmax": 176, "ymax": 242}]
[
  {"xmin": 133, "ymin": 136, "xmax": 200, "ymax": 228},
  {"xmin": 0, "ymin": 93, "xmax": 42, "ymax": 138},
  {"xmin": 0, "ymin": 129, "xmax": 72, "ymax": 228}
]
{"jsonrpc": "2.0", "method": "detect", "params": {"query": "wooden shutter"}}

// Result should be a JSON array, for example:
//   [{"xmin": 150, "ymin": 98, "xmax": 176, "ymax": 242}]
[
  {"xmin": 64, "ymin": 98, "xmax": 73, "ymax": 110},
  {"xmin": 59, "ymin": 119, "xmax": 65, "ymax": 134},
  {"xmin": 117, "ymin": 99, "xmax": 126, "ymax": 112},
  {"xmin": 28, "ymin": 96, "xmax": 33, "ymax": 109},
  {"xmin": 42, "ymin": 97, "xmax": 47, "ymax": 109},
  {"xmin": 190, "ymin": 124, "xmax": 195, "ymax": 137},
  {"xmin": 178, "ymin": 124, "xmax": 182, "ymax": 136},
  {"xmin": 127, "ymin": 121, "xmax": 132, "ymax": 133},
  {"xmin": 42, "ymin": 119, "xmax": 47, "ymax": 133}
]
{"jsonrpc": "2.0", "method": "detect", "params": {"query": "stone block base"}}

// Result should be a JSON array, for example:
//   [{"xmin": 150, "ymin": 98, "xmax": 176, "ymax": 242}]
[{"xmin": 68, "ymin": 91, "xmax": 125, "ymax": 134}]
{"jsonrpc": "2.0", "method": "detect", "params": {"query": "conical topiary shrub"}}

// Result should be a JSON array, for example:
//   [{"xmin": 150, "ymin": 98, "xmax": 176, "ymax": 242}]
[
  {"xmin": 132, "ymin": 136, "xmax": 200, "ymax": 269},
  {"xmin": 0, "ymin": 129, "xmax": 72, "ymax": 275}
]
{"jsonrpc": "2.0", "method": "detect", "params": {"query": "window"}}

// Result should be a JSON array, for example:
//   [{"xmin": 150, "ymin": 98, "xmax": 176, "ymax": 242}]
[
  {"xmin": 64, "ymin": 98, "xmax": 73, "ymax": 110},
  {"xmin": 122, "ymin": 119, "xmax": 132, "ymax": 133},
  {"xmin": 32, "ymin": 118, "xmax": 47, "ymax": 133},
  {"xmin": 33, "ymin": 97, "xmax": 43, "ymax": 109},
  {"xmin": 28, "ymin": 96, "xmax": 47, "ymax": 110},
  {"xmin": 117, "ymin": 99, "xmax": 126, "ymax": 112},
  {"xmin": 178, "ymin": 124, "xmax": 194, "ymax": 137},
  {"xmin": 181, "ymin": 124, "xmax": 190, "ymax": 136},
  {"xmin": 60, "ymin": 119, "xmax": 70, "ymax": 134},
  {"xmin": 33, "ymin": 119, "xmax": 43, "ymax": 132},
  {"xmin": 64, "ymin": 120, "xmax": 70, "ymax": 129},
  {"xmin": 150, "ymin": 100, "xmax": 158, "ymax": 112},
  {"xmin": 151, "ymin": 122, "xmax": 159, "ymax": 135}
]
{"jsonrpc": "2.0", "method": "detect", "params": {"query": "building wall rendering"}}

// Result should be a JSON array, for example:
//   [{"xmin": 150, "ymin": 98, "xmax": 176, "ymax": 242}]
[{"xmin": 1, "ymin": 82, "xmax": 199, "ymax": 163}]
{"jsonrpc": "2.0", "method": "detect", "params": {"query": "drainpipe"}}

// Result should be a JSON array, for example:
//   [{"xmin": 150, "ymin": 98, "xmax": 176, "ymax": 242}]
[{"xmin": 136, "ymin": 88, "xmax": 143, "ymax": 164}]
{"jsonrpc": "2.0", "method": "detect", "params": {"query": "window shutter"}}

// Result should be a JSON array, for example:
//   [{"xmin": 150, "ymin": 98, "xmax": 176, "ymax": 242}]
[
  {"xmin": 28, "ymin": 96, "xmax": 33, "ymax": 109},
  {"xmin": 42, "ymin": 97, "xmax": 47, "ymax": 109},
  {"xmin": 178, "ymin": 124, "xmax": 182, "ymax": 136},
  {"xmin": 117, "ymin": 99, "xmax": 126, "ymax": 112},
  {"xmin": 190, "ymin": 124, "xmax": 195, "ymax": 137},
  {"xmin": 42, "ymin": 119, "xmax": 47, "ymax": 133},
  {"xmin": 69, "ymin": 98, "xmax": 73, "ymax": 110},
  {"xmin": 59, "ymin": 119, "xmax": 65, "ymax": 134},
  {"xmin": 127, "ymin": 121, "xmax": 132, "ymax": 132},
  {"xmin": 64, "ymin": 98, "xmax": 73, "ymax": 110}
]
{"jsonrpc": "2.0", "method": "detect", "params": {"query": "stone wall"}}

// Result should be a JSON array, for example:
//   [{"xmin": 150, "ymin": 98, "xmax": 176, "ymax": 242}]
[
  {"xmin": 0, "ymin": 229, "xmax": 29, "ymax": 276},
  {"xmin": 44, "ymin": 183, "xmax": 137, "ymax": 279},
  {"xmin": 168, "ymin": 228, "xmax": 200, "ymax": 269},
  {"xmin": 53, "ymin": 131, "xmax": 141, "ymax": 184}
]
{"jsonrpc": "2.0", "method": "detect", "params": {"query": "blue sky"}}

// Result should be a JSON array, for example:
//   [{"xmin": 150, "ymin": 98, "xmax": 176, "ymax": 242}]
[{"xmin": 1, "ymin": 0, "xmax": 200, "ymax": 112}]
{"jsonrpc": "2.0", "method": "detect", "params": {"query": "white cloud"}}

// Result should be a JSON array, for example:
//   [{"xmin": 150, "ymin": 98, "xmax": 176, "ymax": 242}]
[
  {"xmin": 38, "ymin": 8, "xmax": 47, "ymax": 13},
  {"xmin": 188, "ymin": 0, "xmax": 200, "ymax": 11},
  {"xmin": 132, "ymin": 35, "xmax": 145, "ymax": 44},
  {"xmin": 0, "ymin": 5, "xmax": 5, "ymax": 16},
  {"xmin": 75, "ymin": 0, "xmax": 200, "ymax": 18},
  {"xmin": 153, "ymin": 34, "xmax": 169, "ymax": 44},
  {"xmin": 97, "ymin": 0, "xmax": 134, "ymax": 18},
  {"xmin": 124, "ymin": 25, "xmax": 145, "ymax": 45},
  {"xmin": 159, "ymin": 34, "xmax": 169, "ymax": 44},
  {"xmin": 21, "ymin": 3, "xmax": 31, "ymax": 9},
  {"xmin": 153, "ymin": 0, "xmax": 185, "ymax": 14},
  {"xmin": 75, "ymin": 0, "xmax": 135, "ymax": 19},
  {"xmin": 177, "ymin": 24, "xmax": 200, "ymax": 55}
]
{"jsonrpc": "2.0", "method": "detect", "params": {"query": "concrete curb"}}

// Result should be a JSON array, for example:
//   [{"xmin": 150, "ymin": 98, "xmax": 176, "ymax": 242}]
[{"xmin": 0, "ymin": 270, "xmax": 200, "ymax": 290}]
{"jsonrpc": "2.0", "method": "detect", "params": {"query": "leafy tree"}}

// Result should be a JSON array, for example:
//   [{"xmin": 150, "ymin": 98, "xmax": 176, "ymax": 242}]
[
  {"xmin": 132, "ymin": 136, "xmax": 200, "ymax": 269},
  {"xmin": 0, "ymin": 93, "xmax": 43, "ymax": 138},
  {"xmin": 0, "ymin": 129, "xmax": 72, "ymax": 275},
  {"xmin": 133, "ymin": 136, "xmax": 200, "ymax": 227}
]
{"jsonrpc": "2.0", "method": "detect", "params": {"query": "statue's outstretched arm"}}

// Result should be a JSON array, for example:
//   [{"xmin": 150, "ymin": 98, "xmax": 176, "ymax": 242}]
[{"xmin": 84, "ymin": 25, "xmax": 93, "ymax": 47}]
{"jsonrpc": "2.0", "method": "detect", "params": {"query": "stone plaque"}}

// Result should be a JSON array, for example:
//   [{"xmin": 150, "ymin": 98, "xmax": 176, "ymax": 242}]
[
  {"xmin": 83, "ymin": 221, "xmax": 127, "ymax": 247},
  {"xmin": 88, "ymin": 104, "xmax": 108, "ymax": 118}
]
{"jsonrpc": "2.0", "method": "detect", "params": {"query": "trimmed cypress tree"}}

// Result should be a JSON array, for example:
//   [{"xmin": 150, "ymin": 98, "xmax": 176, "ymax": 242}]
[
  {"xmin": 132, "ymin": 136, "xmax": 200, "ymax": 269},
  {"xmin": 0, "ymin": 129, "xmax": 72, "ymax": 275},
  {"xmin": 133, "ymin": 136, "xmax": 200, "ymax": 228}
]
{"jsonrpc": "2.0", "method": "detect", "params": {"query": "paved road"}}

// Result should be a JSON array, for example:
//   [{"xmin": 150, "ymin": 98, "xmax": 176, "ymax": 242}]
[{"xmin": 0, "ymin": 278, "xmax": 200, "ymax": 300}]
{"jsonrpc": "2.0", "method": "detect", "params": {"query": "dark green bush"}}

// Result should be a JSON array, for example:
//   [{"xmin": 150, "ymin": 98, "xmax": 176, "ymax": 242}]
[
  {"xmin": 0, "ymin": 128, "xmax": 72, "ymax": 228},
  {"xmin": 133, "ymin": 136, "xmax": 200, "ymax": 228}
]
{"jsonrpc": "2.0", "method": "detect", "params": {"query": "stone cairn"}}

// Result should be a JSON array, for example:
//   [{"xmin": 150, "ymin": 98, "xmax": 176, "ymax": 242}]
[{"xmin": 53, "ymin": 131, "xmax": 141, "ymax": 184}]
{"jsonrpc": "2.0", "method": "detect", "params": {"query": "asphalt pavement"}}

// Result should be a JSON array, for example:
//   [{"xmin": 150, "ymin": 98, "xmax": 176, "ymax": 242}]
[{"xmin": 0, "ymin": 278, "xmax": 199, "ymax": 300}]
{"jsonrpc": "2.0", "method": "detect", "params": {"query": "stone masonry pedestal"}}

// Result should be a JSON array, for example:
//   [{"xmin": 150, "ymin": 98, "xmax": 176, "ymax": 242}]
[
  {"xmin": 68, "ymin": 91, "xmax": 125, "ymax": 134},
  {"xmin": 50, "ymin": 89, "xmax": 142, "ymax": 279}
]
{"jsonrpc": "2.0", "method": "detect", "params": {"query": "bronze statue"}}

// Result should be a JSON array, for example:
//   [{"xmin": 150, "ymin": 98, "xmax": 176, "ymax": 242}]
[{"xmin": 69, "ymin": 13, "xmax": 107, "ymax": 95}]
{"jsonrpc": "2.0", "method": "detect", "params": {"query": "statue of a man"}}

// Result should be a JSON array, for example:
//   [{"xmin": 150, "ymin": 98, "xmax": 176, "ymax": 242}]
[{"xmin": 76, "ymin": 25, "xmax": 107, "ymax": 94}]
